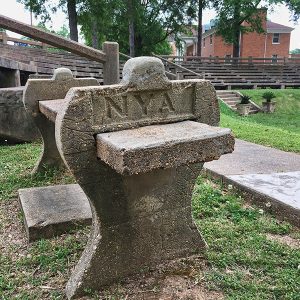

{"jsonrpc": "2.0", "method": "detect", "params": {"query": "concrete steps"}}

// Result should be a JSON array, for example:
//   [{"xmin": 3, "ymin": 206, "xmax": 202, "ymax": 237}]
[{"xmin": 216, "ymin": 91, "xmax": 260, "ymax": 114}]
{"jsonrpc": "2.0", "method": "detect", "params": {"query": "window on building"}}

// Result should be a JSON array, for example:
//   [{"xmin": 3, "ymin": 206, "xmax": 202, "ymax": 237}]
[
  {"xmin": 203, "ymin": 38, "xmax": 205, "ymax": 48},
  {"xmin": 272, "ymin": 33, "xmax": 280, "ymax": 44},
  {"xmin": 210, "ymin": 35, "xmax": 213, "ymax": 45}
]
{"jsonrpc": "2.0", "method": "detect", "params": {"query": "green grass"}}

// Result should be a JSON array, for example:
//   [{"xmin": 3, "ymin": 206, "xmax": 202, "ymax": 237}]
[
  {"xmin": 0, "ymin": 142, "xmax": 74, "ymax": 201},
  {"xmin": 0, "ymin": 143, "xmax": 299, "ymax": 299},
  {"xmin": 193, "ymin": 177, "xmax": 300, "ymax": 300},
  {"xmin": 220, "ymin": 89, "xmax": 300, "ymax": 153}
]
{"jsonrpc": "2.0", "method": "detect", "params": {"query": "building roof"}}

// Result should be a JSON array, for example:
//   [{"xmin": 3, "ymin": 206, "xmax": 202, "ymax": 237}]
[{"xmin": 266, "ymin": 21, "xmax": 294, "ymax": 33}]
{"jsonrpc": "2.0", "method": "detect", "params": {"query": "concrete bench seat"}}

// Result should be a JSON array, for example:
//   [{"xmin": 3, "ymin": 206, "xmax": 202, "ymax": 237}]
[
  {"xmin": 96, "ymin": 121, "xmax": 232, "ymax": 175},
  {"xmin": 39, "ymin": 99, "xmax": 65, "ymax": 122},
  {"xmin": 21, "ymin": 57, "xmax": 234, "ymax": 299}
]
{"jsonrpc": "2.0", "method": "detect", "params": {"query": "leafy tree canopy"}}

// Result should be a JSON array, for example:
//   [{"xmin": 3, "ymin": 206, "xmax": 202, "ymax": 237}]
[
  {"xmin": 79, "ymin": 0, "xmax": 197, "ymax": 56},
  {"xmin": 290, "ymin": 48, "xmax": 300, "ymax": 54},
  {"xmin": 18, "ymin": 0, "xmax": 198, "ymax": 55}
]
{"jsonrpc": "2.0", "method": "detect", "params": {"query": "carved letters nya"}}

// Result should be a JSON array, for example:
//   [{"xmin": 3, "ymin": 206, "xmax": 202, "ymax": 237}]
[{"xmin": 93, "ymin": 90, "xmax": 176, "ymax": 125}]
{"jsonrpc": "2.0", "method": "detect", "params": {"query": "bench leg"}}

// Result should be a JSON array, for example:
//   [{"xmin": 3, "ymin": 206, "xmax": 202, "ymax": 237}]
[
  {"xmin": 32, "ymin": 115, "xmax": 65, "ymax": 174},
  {"xmin": 66, "ymin": 161, "xmax": 206, "ymax": 299}
]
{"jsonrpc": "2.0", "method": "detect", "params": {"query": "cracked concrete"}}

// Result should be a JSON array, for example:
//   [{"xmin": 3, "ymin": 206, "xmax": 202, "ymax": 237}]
[{"xmin": 205, "ymin": 139, "xmax": 300, "ymax": 226}]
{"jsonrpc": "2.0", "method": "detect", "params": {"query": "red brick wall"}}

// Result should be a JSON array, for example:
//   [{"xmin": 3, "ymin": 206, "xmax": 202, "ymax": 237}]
[
  {"xmin": 201, "ymin": 34, "xmax": 233, "ymax": 57},
  {"xmin": 240, "ymin": 31, "xmax": 266, "ymax": 57},
  {"xmin": 214, "ymin": 35, "xmax": 233, "ymax": 57},
  {"xmin": 201, "ymin": 35, "xmax": 213, "ymax": 56},
  {"xmin": 200, "ymin": 31, "xmax": 290, "ymax": 58},
  {"xmin": 198, "ymin": 8, "xmax": 290, "ymax": 58},
  {"xmin": 264, "ymin": 33, "xmax": 290, "ymax": 57}
]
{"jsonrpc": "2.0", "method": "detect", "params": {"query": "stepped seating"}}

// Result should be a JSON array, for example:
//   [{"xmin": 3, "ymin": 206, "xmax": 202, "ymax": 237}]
[
  {"xmin": 216, "ymin": 90, "xmax": 261, "ymax": 114},
  {"xmin": 165, "ymin": 60, "xmax": 300, "ymax": 89},
  {"xmin": 0, "ymin": 43, "xmax": 123, "ymax": 84}
]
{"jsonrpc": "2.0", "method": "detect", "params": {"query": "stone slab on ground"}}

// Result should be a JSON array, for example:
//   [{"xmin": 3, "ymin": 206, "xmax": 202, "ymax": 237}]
[
  {"xmin": 205, "ymin": 139, "xmax": 300, "ymax": 175},
  {"xmin": 227, "ymin": 171, "xmax": 300, "ymax": 226},
  {"xmin": 205, "ymin": 139, "xmax": 300, "ymax": 227},
  {"xmin": 18, "ymin": 184, "xmax": 91, "ymax": 242},
  {"xmin": 228, "ymin": 171, "xmax": 300, "ymax": 209}
]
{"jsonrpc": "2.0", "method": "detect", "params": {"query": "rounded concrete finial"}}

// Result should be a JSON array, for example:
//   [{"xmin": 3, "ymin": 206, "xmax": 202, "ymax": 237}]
[
  {"xmin": 52, "ymin": 68, "xmax": 73, "ymax": 81},
  {"xmin": 121, "ymin": 57, "xmax": 169, "ymax": 90}
]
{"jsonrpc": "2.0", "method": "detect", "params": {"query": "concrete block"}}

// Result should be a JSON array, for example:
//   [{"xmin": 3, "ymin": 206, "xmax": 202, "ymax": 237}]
[{"xmin": 18, "ymin": 184, "xmax": 91, "ymax": 242}]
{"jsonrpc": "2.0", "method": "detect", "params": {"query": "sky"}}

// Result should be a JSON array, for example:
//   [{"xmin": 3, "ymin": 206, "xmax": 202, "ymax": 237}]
[{"xmin": 0, "ymin": 0, "xmax": 299, "ymax": 51}]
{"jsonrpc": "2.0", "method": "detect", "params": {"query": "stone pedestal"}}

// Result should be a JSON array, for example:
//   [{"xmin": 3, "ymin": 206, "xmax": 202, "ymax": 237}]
[
  {"xmin": 66, "ymin": 162, "xmax": 206, "ymax": 298},
  {"xmin": 62, "ymin": 120, "xmax": 234, "ymax": 298},
  {"xmin": 37, "ymin": 57, "xmax": 234, "ymax": 298}
]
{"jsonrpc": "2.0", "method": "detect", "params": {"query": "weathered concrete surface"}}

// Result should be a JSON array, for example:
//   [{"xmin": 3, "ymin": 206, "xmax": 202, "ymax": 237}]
[
  {"xmin": 205, "ymin": 139, "xmax": 300, "ymax": 175},
  {"xmin": 54, "ymin": 57, "xmax": 234, "ymax": 299},
  {"xmin": 228, "ymin": 171, "xmax": 300, "ymax": 209},
  {"xmin": 205, "ymin": 139, "xmax": 300, "ymax": 226},
  {"xmin": 97, "ymin": 120, "xmax": 234, "ymax": 175},
  {"xmin": 18, "ymin": 184, "xmax": 91, "ymax": 242},
  {"xmin": 0, "ymin": 87, "xmax": 39, "ymax": 143},
  {"xmin": 23, "ymin": 68, "xmax": 99, "ymax": 174}
]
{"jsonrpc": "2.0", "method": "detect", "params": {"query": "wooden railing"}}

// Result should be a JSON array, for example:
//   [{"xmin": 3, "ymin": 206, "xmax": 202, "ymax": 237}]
[
  {"xmin": 158, "ymin": 55, "xmax": 300, "ymax": 65},
  {"xmin": 0, "ymin": 31, "xmax": 53, "ymax": 48},
  {"xmin": 152, "ymin": 53, "xmax": 203, "ymax": 79},
  {"xmin": 0, "ymin": 15, "xmax": 119, "ymax": 84}
]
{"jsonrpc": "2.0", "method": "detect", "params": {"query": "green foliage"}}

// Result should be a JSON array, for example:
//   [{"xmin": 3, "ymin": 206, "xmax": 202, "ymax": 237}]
[
  {"xmin": 79, "ymin": 0, "xmax": 195, "ymax": 55},
  {"xmin": 290, "ymin": 48, "xmax": 300, "ymax": 54},
  {"xmin": 18, "ymin": 0, "xmax": 197, "ymax": 56},
  {"xmin": 17, "ymin": 0, "xmax": 57, "ymax": 24},
  {"xmin": 240, "ymin": 94, "xmax": 251, "ymax": 104},
  {"xmin": 220, "ymin": 89, "xmax": 300, "ymax": 152},
  {"xmin": 193, "ymin": 176, "xmax": 300, "ymax": 300},
  {"xmin": 214, "ymin": 2, "xmax": 265, "ymax": 46},
  {"xmin": 262, "ymin": 90, "xmax": 276, "ymax": 102}
]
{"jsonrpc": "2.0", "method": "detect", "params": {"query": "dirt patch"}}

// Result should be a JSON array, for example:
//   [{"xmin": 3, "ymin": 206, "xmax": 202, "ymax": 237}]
[
  {"xmin": 92, "ymin": 255, "xmax": 224, "ymax": 300},
  {"xmin": 0, "ymin": 198, "xmax": 28, "ymax": 258},
  {"xmin": 266, "ymin": 233, "xmax": 300, "ymax": 249}
]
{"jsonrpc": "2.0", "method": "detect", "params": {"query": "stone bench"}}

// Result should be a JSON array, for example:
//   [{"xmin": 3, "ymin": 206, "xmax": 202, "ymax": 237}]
[
  {"xmin": 0, "ymin": 87, "xmax": 40, "ymax": 143},
  {"xmin": 20, "ymin": 57, "xmax": 234, "ymax": 299},
  {"xmin": 23, "ymin": 67, "xmax": 99, "ymax": 174}
]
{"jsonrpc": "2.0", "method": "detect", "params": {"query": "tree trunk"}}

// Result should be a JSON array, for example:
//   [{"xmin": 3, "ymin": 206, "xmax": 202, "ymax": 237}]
[
  {"xmin": 129, "ymin": 20, "xmax": 135, "ymax": 57},
  {"xmin": 67, "ymin": 0, "xmax": 78, "ymax": 42},
  {"xmin": 128, "ymin": 0, "xmax": 135, "ymax": 57},
  {"xmin": 232, "ymin": 28, "xmax": 240, "ymax": 57},
  {"xmin": 92, "ymin": 20, "xmax": 99, "ymax": 49},
  {"xmin": 197, "ymin": 0, "xmax": 203, "ymax": 57},
  {"xmin": 232, "ymin": 4, "xmax": 241, "ymax": 58}
]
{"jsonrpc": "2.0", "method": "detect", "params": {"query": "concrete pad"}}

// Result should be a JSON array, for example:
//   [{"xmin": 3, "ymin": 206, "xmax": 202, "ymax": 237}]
[
  {"xmin": 228, "ymin": 171, "xmax": 300, "ymax": 210},
  {"xmin": 204, "ymin": 139, "xmax": 300, "ymax": 226},
  {"xmin": 205, "ymin": 139, "xmax": 300, "ymax": 175},
  {"xmin": 223, "ymin": 171, "xmax": 300, "ymax": 227},
  {"xmin": 18, "ymin": 184, "xmax": 92, "ymax": 242}
]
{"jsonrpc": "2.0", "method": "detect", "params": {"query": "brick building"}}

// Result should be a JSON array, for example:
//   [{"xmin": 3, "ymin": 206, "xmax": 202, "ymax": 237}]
[{"xmin": 181, "ymin": 10, "xmax": 293, "ymax": 58}]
